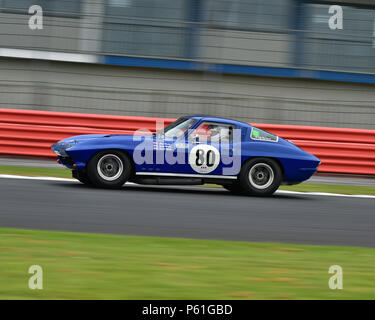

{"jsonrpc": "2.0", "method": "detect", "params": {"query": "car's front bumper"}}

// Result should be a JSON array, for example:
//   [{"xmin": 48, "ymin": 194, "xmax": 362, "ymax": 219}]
[{"xmin": 57, "ymin": 155, "xmax": 76, "ymax": 169}]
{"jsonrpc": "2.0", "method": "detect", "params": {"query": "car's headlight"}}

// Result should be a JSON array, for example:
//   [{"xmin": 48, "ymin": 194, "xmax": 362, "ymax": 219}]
[
  {"xmin": 53, "ymin": 149, "xmax": 61, "ymax": 156},
  {"xmin": 59, "ymin": 143, "xmax": 76, "ymax": 156},
  {"xmin": 63, "ymin": 143, "xmax": 75, "ymax": 150},
  {"xmin": 52, "ymin": 142, "xmax": 76, "ymax": 157}
]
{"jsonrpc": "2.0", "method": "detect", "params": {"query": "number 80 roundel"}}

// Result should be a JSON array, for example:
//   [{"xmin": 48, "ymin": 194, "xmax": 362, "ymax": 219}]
[{"xmin": 189, "ymin": 144, "xmax": 221, "ymax": 174}]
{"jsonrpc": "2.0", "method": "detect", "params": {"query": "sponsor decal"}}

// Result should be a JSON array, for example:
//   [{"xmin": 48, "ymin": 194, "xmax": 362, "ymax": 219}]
[{"xmin": 153, "ymin": 141, "xmax": 172, "ymax": 151}]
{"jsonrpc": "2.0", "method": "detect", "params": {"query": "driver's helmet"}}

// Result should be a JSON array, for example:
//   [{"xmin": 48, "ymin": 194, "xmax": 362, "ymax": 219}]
[
  {"xmin": 196, "ymin": 123, "xmax": 211, "ymax": 136},
  {"xmin": 209, "ymin": 125, "xmax": 220, "ymax": 137}
]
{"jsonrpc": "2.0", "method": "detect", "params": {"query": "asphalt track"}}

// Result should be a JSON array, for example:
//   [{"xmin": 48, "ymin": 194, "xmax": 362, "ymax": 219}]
[{"xmin": 1, "ymin": 176, "xmax": 374, "ymax": 247}]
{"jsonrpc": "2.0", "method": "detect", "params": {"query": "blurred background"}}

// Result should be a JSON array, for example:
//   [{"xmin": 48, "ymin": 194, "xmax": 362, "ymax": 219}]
[
  {"xmin": 1, "ymin": 2, "xmax": 375, "ymax": 301},
  {"xmin": 0, "ymin": 0, "xmax": 375, "ymax": 128}
]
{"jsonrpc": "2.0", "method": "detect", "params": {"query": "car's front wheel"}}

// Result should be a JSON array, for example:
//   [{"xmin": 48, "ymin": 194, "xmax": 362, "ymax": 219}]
[
  {"xmin": 87, "ymin": 150, "xmax": 132, "ymax": 188},
  {"xmin": 238, "ymin": 158, "xmax": 282, "ymax": 196},
  {"xmin": 72, "ymin": 170, "xmax": 91, "ymax": 185}
]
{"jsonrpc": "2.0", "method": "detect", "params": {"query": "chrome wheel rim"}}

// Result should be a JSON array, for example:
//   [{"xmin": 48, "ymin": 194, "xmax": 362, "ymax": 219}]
[
  {"xmin": 249, "ymin": 163, "xmax": 274, "ymax": 190},
  {"xmin": 97, "ymin": 154, "xmax": 123, "ymax": 181}
]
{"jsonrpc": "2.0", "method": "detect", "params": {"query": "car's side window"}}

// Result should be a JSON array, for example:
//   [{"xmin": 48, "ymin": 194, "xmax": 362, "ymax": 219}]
[
  {"xmin": 250, "ymin": 127, "xmax": 278, "ymax": 142},
  {"xmin": 188, "ymin": 122, "xmax": 234, "ymax": 143}
]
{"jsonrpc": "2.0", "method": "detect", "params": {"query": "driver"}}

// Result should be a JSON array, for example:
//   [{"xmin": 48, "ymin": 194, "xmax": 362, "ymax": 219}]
[
  {"xmin": 219, "ymin": 127, "xmax": 231, "ymax": 142},
  {"xmin": 209, "ymin": 125, "xmax": 221, "ymax": 142}
]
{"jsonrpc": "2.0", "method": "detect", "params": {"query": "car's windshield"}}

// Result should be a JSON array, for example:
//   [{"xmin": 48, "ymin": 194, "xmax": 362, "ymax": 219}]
[{"xmin": 156, "ymin": 117, "xmax": 197, "ymax": 139}]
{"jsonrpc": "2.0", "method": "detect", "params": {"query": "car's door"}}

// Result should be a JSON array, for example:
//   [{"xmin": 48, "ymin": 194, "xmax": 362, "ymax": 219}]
[
  {"xmin": 183, "ymin": 121, "xmax": 236, "ymax": 176},
  {"xmin": 136, "ymin": 117, "xmax": 197, "ymax": 174}
]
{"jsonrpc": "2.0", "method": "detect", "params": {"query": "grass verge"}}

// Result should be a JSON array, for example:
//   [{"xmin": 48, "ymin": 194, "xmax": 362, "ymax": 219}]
[
  {"xmin": 0, "ymin": 166, "xmax": 72, "ymax": 179},
  {"xmin": 279, "ymin": 184, "xmax": 375, "ymax": 196},
  {"xmin": 1, "ymin": 228, "xmax": 374, "ymax": 299},
  {"xmin": 0, "ymin": 165, "xmax": 374, "ymax": 196}
]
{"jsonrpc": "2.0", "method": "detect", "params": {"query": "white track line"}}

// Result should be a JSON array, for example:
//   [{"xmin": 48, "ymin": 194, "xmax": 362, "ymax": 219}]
[
  {"xmin": 0, "ymin": 174, "xmax": 77, "ymax": 182},
  {"xmin": 0, "ymin": 174, "xmax": 375, "ymax": 199},
  {"xmin": 276, "ymin": 190, "xmax": 375, "ymax": 199}
]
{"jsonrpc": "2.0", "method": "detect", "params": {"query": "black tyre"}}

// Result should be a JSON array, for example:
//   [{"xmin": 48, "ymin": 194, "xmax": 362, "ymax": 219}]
[
  {"xmin": 87, "ymin": 150, "xmax": 132, "ymax": 188},
  {"xmin": 72, "ymin": 170, "xmax": 91, "ymax": 185},
  {"xmin": 238, "ymin": 158, "xmax": 282, "ymax": 196}
]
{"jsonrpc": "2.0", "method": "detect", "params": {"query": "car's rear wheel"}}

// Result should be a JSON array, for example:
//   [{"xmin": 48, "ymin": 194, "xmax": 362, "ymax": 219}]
[
  {"xmin": 87, "ymin": 150, "xmax": 132, "ymax": 188},
  {"xmin": 238, "ymin": 158, "xmax": 282, "ymax": 196}
]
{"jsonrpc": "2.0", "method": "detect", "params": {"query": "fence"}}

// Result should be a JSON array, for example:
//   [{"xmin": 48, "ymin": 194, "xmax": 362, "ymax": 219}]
[{"xmin": 0, "ymin": 108, "xmax": 374, "ymax": 175}]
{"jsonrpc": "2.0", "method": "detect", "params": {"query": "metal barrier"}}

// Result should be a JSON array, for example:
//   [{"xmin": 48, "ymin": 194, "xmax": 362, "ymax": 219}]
[{"xmin": 1, "ymin": 108, "xmax": 374, "ymax": 175}]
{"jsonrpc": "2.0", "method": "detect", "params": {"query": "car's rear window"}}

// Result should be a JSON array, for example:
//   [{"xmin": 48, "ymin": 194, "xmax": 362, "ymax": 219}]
[{"xmin": 250, "ymin": 127, "xmax": 278, "ymax": 142}]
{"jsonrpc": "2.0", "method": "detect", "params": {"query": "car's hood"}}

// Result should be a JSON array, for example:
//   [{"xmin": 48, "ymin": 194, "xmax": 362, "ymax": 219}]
[
  {"xmin": 51, "ymin": 134, "xmax": 134, "ymax": 156},
  {"xmin": 57, "ymin": 133, "xmax": 135, "ymax": 144},
  {"xmin": 60, "ymin": 134, "xmax": 109, "ymax": 144}
]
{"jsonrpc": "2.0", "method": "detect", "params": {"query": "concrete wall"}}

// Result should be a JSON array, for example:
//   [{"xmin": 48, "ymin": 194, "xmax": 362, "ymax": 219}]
[
  {"xmin": 0, "ymin": 12, "xmax": 81, "ymax": 52},
  {"xmin": 0, "ymin": 0, "xmax": 293, "ymax": 67},
  {"xmin": 1, "ymin": 57, "xmax": 375, "ymax": 129},
  {"xmin": 0, "ymin": 0, "xmax": 104, "ymax": 54},
  {"xmin": 199, "ymin": 29, "xmax": 293, "ymax": 67}
]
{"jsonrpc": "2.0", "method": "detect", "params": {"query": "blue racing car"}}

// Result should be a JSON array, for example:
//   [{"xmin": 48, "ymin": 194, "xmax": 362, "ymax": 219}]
[{"xmin": 51, "ymin": 115, "xmax": 320, "ymax": 196}]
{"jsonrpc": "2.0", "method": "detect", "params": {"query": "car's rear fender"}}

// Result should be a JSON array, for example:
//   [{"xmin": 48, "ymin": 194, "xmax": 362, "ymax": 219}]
[{"xmin": 240, "ymin": 141, "xmax": 320, "ymax": 182}]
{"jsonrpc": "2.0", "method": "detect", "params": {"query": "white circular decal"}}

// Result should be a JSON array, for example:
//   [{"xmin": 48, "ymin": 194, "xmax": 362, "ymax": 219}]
[{"xmin": 189, "ymin": 145, "xmax": 220, "ymax": 174}]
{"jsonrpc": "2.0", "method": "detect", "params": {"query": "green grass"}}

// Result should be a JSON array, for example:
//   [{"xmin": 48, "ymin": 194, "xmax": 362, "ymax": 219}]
[
  {"xmin": 212, "ymin": 183, "xmax": 375, "ymax": 196},
  {"xmin": 0, "ymin": 165, "xmax": 374, "ymax": 196},
  {"xmin": 0, "ymin": 166, "xmax": 72, "ymax": 179},
  {"xmin": 280, "ymin": 184, "xmax": 375, "ymax": 196},
  {"xmin": 1, "ymin": 228, "xmax": 374, "ymax": 299}
]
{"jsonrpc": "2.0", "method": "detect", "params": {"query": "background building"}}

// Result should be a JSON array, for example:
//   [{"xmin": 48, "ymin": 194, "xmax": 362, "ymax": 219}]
[{"xmin": 0, "ymin": 0, "xmax": 375, "ymax": 128}]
